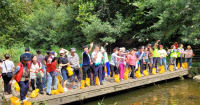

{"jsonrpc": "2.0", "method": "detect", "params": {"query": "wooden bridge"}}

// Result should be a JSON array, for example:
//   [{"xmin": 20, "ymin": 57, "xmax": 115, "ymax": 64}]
[{"xmin": 5, "ymin": 68, "xmax": 189, "ymax": 105}]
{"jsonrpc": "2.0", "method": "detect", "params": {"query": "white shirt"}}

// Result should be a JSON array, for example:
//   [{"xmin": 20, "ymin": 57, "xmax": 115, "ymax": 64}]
[
  {"xmin": 92, "ymin": 51, "xmax": 103, "ymax": 64},
  {"xmin": 158, "ymin": 49, "xmax": 167, "ymax": 57},
  {"xmin": 30, "ymin": 63, "xmax": 40, "ymax": 79},
  {"xmin": 110, "ymin": 53, "xmax": 117, "ymax": 66},
  {"xmin": 1, "ymin": 60, "xmax": 14, "ymax": 73}
]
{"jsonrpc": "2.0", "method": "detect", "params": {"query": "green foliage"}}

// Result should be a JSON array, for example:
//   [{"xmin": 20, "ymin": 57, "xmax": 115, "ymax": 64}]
[{"xmin": 1, "ymin": 0, "xmax": 200, "ymax": 50}]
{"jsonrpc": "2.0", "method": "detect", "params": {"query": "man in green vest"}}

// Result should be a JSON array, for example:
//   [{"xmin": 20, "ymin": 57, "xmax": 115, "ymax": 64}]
[{"xmin": 152, "ymin": 40, "xmax": 160, "ymax": 72}]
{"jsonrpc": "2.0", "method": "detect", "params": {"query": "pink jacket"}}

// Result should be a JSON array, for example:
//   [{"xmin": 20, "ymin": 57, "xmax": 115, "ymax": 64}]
[{"xmin": 129, "ymin": 54, "xmax": 137, "ymax": 66}]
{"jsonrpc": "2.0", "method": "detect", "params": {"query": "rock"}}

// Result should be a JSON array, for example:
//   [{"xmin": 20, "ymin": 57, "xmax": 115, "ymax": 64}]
[{"xmin": 193, "ymin": 75, "xmax": 200, "ymax": 82}]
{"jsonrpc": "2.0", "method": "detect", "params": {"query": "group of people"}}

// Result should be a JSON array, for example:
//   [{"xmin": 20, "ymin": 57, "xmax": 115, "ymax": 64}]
[{"xmin": 0, "ymin": 41, "xmax": 194, "ymax": 102}]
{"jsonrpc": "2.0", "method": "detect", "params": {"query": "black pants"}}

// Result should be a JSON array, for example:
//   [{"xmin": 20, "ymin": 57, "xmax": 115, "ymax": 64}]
[
  {"xmin": 82, "ymin": 65, "xmax": 91, "ymax": 80},
  {"xmin": 110, "ymin": 64, "xmax": 120, "ymax": 77},
  {"xmin": 176, "ymin": 57, "xmax": 183, "ymax": 67},
  {"xmin": 102, "ymin": 64, "xmax": 105, "ymax": 80},
  {"xmin": 31, "ymin": 78, "xmax": 43, "ymax": 92},
  {"xmin": 2, "ymin": 73, "xmax": 12, "ymax": 93},
  {"xmin": 129, "ymin": 65, "xmax": 135, "ymax": 79}
]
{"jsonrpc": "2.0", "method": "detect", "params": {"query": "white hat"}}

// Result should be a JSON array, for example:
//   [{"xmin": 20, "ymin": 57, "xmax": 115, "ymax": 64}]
[
  {"xmin": 59, "ymin": 50, "xmax": 65, "ymax": 54},
  {"xmin": 101, "ymin": 47, "xmax": 105, "ymax": 52}
]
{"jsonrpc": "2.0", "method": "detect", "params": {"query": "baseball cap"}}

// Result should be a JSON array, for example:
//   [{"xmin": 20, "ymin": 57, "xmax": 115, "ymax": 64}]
[
  {"xmin": 70, "ymin": 48, "xmax": 76, "ymax": 52},
  {"xmin": 50, "ymin": 51, "xmax": 55, "ymax": 55},
  {"xmin": 21, "ymin": 55, "xmax": 29, "ymax": 61},
  {"xmin": 125, "ymin": 50, "xmax": 129, "ymax": 53},
  {"xmin": 159, "ymin": 45, "xmax": 163, "ymax": 47}
]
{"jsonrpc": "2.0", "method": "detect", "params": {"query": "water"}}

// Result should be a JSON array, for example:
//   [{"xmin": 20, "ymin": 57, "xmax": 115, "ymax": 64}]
[{"xmin": 70, "ymin": 78, "xmax": 200, "ymax": 105}]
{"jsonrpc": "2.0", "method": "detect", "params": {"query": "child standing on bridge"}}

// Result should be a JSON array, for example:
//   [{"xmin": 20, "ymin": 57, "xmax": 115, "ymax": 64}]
[{"xmin": 129, "ymin": 49, "xmax": 137, "ymax": 79}]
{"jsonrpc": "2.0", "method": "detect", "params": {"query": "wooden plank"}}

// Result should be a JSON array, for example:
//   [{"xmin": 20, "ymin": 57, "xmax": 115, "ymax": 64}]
[{"xmin": 6, "ymin": 69, "xmax": 189, "ymax": 105}]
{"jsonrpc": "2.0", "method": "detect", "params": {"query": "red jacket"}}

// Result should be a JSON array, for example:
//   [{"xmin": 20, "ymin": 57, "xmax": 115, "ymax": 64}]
[
  {"xmin": 15, "ymin": 62, "xmax": 31, "ymax": 82},
  {"xmin": 148, "ymin": 47, "xmax": 153, "ymax": 57},
  {"xmin": 46, "ymin": 57, "xmax": 57, "ymax": 72}
]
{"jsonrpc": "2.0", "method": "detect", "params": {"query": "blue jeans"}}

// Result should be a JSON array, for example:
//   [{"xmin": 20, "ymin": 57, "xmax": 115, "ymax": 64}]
[
  {"xmin": 42, "ymin": 65, "xmax": 47, "ymax": 88},
  {"xmin": 185, "ymin": 58, "xmax": 192, "ymax": 67},
  {"xmin": 46, "ymin": 72, "xmax": 58, "ymax": 94},
  {"xmin": 18, "ymin": 81, "xmax": 29, "ymax": 100},
  {"xmin": 160, "ymin": 57, "xmax": 168, "ymax": 71}
]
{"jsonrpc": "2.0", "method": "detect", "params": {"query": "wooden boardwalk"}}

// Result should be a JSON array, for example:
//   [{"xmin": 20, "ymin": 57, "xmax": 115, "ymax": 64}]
[{"xmin": 6, "ymin": 69, "xmax": 189, "ymax": 105}]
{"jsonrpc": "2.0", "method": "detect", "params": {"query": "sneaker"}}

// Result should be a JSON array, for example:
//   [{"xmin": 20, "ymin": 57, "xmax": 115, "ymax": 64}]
[
  {"xmin": 64, "ymin": 88, "xmax": 68, "ymax": 92},
  {"xmin": 100, "ymin": 83, "xmax": 103, "ymax": 85},
  {"xmin": 103, "ymin": 80, "xmax": 107, "ymax": 82},
  {"xmin": 189, "ymin": 66, "xmax": 192, "ymax": 68},
  {"xmin": 120, "ymin": 79, "xmax": 124, "ymax": 81},
  {"xmin": 142, "ymin": 74, "xmax": 144, "ymax": 77},
  {"xmin": 176, "ymin": 67, "xmax": 178, "ymax": 70},
  {"xmin": 181, "ymin": 67, "xmax": 183, "ymax": 69},
  {"xmin": 72, "ymin": 86, "xmax": 75, "ymax": 89},
  {"xmin": 22, "ymin": 98, "xmax": 28, "ymax": 103},
  {"xmin": 46, "ymin": 93, "xmax": 52, "ymax": 96},
  {"xmin": 110, "ymin": 79, "xmax": 114, "ymax": 83}
]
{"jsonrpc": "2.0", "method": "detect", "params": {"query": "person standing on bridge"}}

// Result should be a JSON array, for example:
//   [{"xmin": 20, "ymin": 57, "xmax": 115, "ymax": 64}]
[
  {"xmin": 68, "ymin": 48, "xmax": 81, "ymax": 89},
  {"xmin": 1, "ymin": 54, "xmax": 14, "ymax": 95},
  {"xmin": 184, "ymin": 45, "xmax": 194, "ymax": 68},
  {"xmin": 29, "ymin": 55, "xmax": 44, "ymax": 95},
  {"xmin": 135, "ymin": 47, "xmax": 145, "ymax": 76},
  {"xmin": 46, "ymin": 51, "xmax": 58, "ymax": 95},
  {"xmin": 82, "ymin": 43, "xmax": 93, "ymax": 86},
  {"xmin": 43, "ymin": 50, "xmax": 50, "ymax": 88},
  {"xmin": 168, "ymin": 45, "xmax": 177, "ymax": 70},
  {"xmin": 152, "ymin": 40, "xmax": 160, "ymax": 72},
  {"xmin": 129, "ymin": 49, "xmax": 137, "ymax": 78},
  {"xmin": 100, "ymin": 47, "xmax": 109, "ymax": 82},
  {"xmin": 92, "ymin": 45, "xmax": 103, "ymax": 85},
  {"xmin": 109, "ymin": 48, "xmax": 122, "ymax": 82},
  {"xmin": 9, "ymin": 55, "xmax": 30, "ymax": 102},
  {"xmin": 176, "ymin": 44, "xmax": 184, "ymax": 69},
  {"xmin": 158, "ymin": 45, "xmax": 168, "ymax": 71},
  {"xmin": 58, "ymin": 49, "xmax": 69, "ymax": 91}
]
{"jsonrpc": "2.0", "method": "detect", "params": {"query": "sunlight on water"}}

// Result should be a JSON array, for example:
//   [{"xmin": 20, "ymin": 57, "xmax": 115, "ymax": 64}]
[{"xmin": 82, "ymin": 79, "xmax": 200, "ymax": 105}]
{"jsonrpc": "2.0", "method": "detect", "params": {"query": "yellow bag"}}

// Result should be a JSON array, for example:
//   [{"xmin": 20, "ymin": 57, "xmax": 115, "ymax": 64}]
[
  {"xmin": 96, "ymin": 77, "xmax": 99, "ymax": 85},
  {"xmin": 150, "ymin": 63, "xmax": 152, "ymax": 68},
  {"xmin": 51, "ymin": 90, "xmax": 59, "ymax": 95},
  {"xmin": 105, "ymin": 65, "xmax": 107, "ymax": 73},
  {"xmin": 66, "ymin": 66, "xmax": 74, "ymax": 76},
  {"xmin": 124, "ymin": 69, "xmax": 129, "ymax": 80},
  {"xmin": 136, "ymin": 71, "xmax": 141, "ymax": 78},
  {"xmin": 58, "ymin": 86, "xmax": 64, "ymax": 93},
  {"xmin": 24, "ymin": 100, "xmax": 31, "ymax": 105},
  {"xmin": 177, "ymin": 63, "xmax": 180, "ymax": 69},
  {"xmin": 30, "ymin": 89, "xmax": 39, "ymax": 98},
  {"xmin": 57, "ymin": 76, "xmax": 61, "ymax": 84},
  {"xmin": 15, "ymin": 82, "xmax": 20, "ymax": 92},
  {"xmin": 114, "ymin": 74, "xmax": 120, "ymax": 82},
  {"xmin": 170, "ymin": 65, "xmax": 173, "ymax": 71},
  {"xmin": 143, "ymin": 70, "xmax": 148, "ymax": 76},
  {"xmin": 85, "ymin": 78, "xmax": 90, "ymax": 86},
  {"xmin": 182, "ymin": 64, "xmax": 185, "ymax": 68},
  {"xmin": 184, "ymin": 62, "xmax": 188, "ymax": 68},
  {"xmin": 159, "ymin": 65, "xmax": 165, "ymax": 74},
  {"xmin": 152, "ymin": 68, "xmax": 156, "ymax": 75},
  {"xmin": 10, "ymin": 96, "xmax": 21, "ymax": 105},
  {"xmin": 80, "ymin": 80, "xmax": 85, "ymax": 89}
]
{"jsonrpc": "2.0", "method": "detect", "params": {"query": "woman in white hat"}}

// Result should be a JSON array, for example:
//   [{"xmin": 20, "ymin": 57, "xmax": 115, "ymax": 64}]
[{"xmin": 184, "ymin": 45, "xmax": 194, "ymax": 68}]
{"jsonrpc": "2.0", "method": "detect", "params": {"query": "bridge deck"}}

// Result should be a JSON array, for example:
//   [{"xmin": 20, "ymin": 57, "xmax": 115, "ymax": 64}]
[{"xmin": 5, "ymin": 69, "xmax": 189, "ymax": 105}]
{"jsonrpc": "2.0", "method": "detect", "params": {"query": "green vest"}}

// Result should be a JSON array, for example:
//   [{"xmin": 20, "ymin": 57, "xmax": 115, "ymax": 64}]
[
  {"xmin": 170, "ymin": 49, "xmax": 177, "ymax": 58},
  {"xmin": 153, "ymin": 48, "xmax": 160, "ymax": 57}
]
